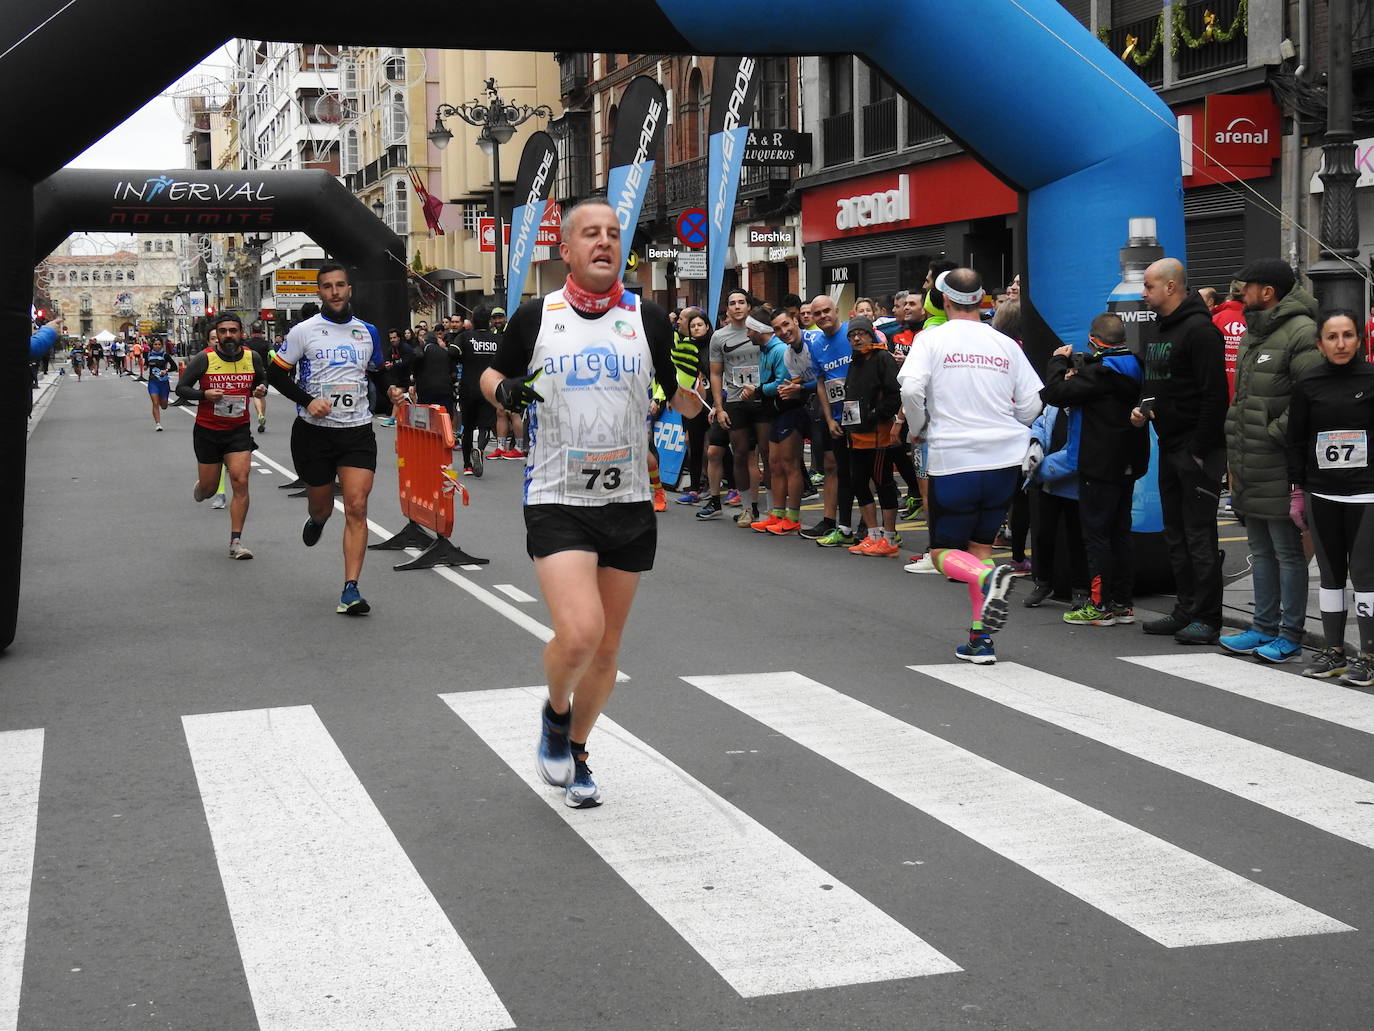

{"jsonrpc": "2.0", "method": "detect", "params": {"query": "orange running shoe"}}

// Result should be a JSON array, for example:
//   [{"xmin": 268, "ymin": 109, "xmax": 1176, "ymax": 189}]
[
  {"xmin": 848, "ymin": 536, "xmax": 875, "ymax": 554},
  {"xmin": 867, "ymin": 537, "xmax": 901, "ymax": 557},
  {"xmin": 767, "ymin": 518, "xmax": 801, "ymax": 535},
  {"xmin": 652, "ymin": 487, "xmax": 667, "ymax": 512},
  {"xmin": 750, "ymin": 513, "xmax": 782, "ymax": 532}
]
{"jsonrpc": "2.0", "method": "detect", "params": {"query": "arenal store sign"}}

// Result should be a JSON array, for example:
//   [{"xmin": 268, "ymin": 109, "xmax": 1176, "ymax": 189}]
[
  {"xmin": 1202, "ymin": 92, "xmax": 1280, "ymax": 167},
  {"xmin": 800, "ymin": 155, "xmax": 1016, "ymax": 243}
]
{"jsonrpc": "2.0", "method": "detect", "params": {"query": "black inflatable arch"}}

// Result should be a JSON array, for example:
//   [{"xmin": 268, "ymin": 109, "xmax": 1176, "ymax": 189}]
[{"xmin": 34, "ymin": 169, "xmax": 407, "ymax": 330}]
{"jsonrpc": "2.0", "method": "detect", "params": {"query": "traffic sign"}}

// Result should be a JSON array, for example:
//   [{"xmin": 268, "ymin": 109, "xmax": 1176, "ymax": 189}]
[
  {"xmin": 675, "ymin": 252, "xmax": 708, "ymax": 280},
  {"xmin": 676, "ymin": 208, "xmax": 708, "ymax": 250},
  {"xmin": 188, "ymin": 292, "xmax": 205, "ymax": 317},
  {"xmin": 272, "ymin": 269, "xmax": 319, "ymax": 296}
]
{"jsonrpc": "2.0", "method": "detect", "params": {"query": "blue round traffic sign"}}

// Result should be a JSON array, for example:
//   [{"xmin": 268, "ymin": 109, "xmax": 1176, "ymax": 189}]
[{"xmin": 677, "ymin": 207, "xmax": 708, "ymax": 250}]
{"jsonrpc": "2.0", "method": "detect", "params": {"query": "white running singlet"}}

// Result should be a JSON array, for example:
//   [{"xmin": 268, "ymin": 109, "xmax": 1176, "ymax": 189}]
[
  {"xmin": 520, "ymin": 290, "xmax": 657, "ymax": 507},
  {"xmin": 274, "ymin": 313, "xmax": 383, "ymax": 428}
]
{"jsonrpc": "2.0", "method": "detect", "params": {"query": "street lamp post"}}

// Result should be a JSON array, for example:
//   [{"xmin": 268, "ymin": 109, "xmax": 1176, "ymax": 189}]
[{"xmin": 427, "ymin": 78, "xmax": 553, "ymax": 300}]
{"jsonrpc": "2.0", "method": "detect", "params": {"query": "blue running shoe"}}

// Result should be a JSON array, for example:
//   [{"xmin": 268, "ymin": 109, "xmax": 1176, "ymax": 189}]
[
  {"xmin": 955, "ymin": 632, "xmax": 996, "ymax": 665},
  {"xmin": 565, "ymin": 755, "xmax": 603, "ymax": 808},
  {"xmin": 675, "ymin": 490, "xmax": 702, "ymax": 505},
  {"xmin": 336, "ymin": 582, "xmax": 370, "ymax": 616},
  {"xmin": 536, "ymin": 708, "xmax": 575, "ymax": 787},
  {"xmin": 979, "ymin": 564, "xmax": 1016, "ymax": 633},
  {"xmin": 1219, "ymin": 628, "xmax": 1275, "ymax": 655},
  {"xmin": 1254, "ymin": 637, "xmax": 1303, "ymax": 663}
]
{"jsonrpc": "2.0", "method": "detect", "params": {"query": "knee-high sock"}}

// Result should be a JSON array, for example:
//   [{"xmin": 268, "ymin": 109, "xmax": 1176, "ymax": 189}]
[{"xmin": 1320, "ymin": 587, "xmax": 1348, "ymax": 653}]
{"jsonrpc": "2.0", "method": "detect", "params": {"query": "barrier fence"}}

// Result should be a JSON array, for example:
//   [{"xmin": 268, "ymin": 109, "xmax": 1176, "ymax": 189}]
[{"xmin": 368, "ymin": 402, "xmax": 488, "ymax": 570}]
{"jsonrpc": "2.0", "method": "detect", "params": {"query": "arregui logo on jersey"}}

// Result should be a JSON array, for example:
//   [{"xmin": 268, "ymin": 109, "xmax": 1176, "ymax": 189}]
[
  {"xmin": 543, "ymin": 342, "xmax": 643, "ymax": 387},
  {"xmin": 312, "ymin": 344, "xmax": 363, "ymax": 367}
]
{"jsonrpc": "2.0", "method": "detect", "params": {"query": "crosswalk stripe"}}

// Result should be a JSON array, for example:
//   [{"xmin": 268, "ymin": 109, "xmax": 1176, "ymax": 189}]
[
  {"xmin": 913, "ymin": 662, "xmax": 1374, "ymax": 850},
  {"xmin": 182, "ymin": 706, "xmax": 513, "ymax": 1031},
  {"xmin": 440, "ymin": 687, "xmax": 959, "ymax": 995},
  {"xmin": 0, "ymin": 730, "xmax": 42, "ymax": 1031},
  {"xmin": 688, "ymin": 671, "xmax": 1350, "ymax": 948},
  {"xmin": 492, "ymin": 584, "xmax": 536, "ymax": 603},
  {"xmin": 1122, "ymin": 653, "xmax": 1374, "ymax": 735}
]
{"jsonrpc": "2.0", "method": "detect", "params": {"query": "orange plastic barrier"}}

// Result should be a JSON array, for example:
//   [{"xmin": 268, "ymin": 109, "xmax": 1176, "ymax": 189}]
[{"xmin": 368, "ymin": 403, "xmax": 488, "ymax": 570}]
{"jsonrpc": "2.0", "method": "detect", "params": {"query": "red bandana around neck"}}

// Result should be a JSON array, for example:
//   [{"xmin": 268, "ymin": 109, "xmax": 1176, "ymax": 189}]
[{"xmin": 562, "ymin": 274, "xmax": 624, "ymax": 315}]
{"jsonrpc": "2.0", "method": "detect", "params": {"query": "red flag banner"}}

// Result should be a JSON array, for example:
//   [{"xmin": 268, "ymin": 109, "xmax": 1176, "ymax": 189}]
[{"xmin": 409, "ymin": 167, "xmax": 445, "ymax": 237}]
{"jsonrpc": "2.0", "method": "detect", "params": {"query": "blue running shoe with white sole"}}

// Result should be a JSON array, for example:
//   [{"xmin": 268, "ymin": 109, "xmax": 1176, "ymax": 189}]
[
  {"xmin": 336, "ymin": 582, "xmax": 370, "ymax": 615},
  {"xmin": 1218, "ymin": 628, "xmax": 1274, "ymax": 655},
  {"xmin": 1254, "ymin": 637, "xmax": 1302, "ymax": 663},
  {"xmin": 565, "ymin": 755, "xmax": 603, "ymax": 808},
  {"xmin": 955, "ymin": 632, "xmax": 996, "ymax": 664},
  {"xmin": 979, "ymin": 564, "xmax": 1016, "ymax": 633},
  {"xmin": 536, "ymin": 708, "xmax": 575, "ymax": 787}
]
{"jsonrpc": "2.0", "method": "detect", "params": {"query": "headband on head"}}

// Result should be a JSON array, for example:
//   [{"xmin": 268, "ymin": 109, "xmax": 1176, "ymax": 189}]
[
  {"xmin": 935, "ymin": 270, "xmax": 984, "ymax": 306},
  {"xmin": 745, "ymin": 316, "xmax": 773, "ymax": 335}
]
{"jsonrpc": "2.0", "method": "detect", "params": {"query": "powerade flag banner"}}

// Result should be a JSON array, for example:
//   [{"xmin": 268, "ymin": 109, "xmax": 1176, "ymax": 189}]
[
  {"xmin": 607, "ymin": 76, "xmax": 667, "ymax": 277},
  {"xmin": 705, "ymin": 55, "xmax": 761, "ymax": 322},
  {"xmin": 505, "ymin": 131, "xmax": 558, "ymax": 316}
]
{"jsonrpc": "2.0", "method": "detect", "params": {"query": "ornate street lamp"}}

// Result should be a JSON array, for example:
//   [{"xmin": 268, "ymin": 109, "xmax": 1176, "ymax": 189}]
[{"xmin": 427, "ymin": 77, "xmax": 553, "ymax": 298}]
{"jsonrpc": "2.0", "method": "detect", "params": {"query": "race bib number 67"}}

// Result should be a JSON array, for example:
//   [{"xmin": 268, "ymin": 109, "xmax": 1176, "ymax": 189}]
[{"xmin": 1316, "ymin": 429, "xmax": 1368, "ymax": 470}]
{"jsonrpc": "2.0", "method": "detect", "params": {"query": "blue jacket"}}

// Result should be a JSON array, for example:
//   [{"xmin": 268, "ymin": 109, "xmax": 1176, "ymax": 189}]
[
  {"xmin": 30, "ymin": 325, "xmax": 58, "ymax": 361},
  {"xmin": 1030, "ymin": 403, "xmax": 1081, "ymax": 500}
]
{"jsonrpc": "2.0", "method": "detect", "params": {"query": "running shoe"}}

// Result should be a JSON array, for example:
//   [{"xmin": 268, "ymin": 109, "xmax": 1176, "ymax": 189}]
[
  {"xmin": 1008, "ymin": 559, "xmax": 1033, "ymax": 575},
  {"xmin": 258, "ymin": 418, "xmax": 268, "ymax": 433},
  {"xmin": 1174, "ymin": 621, "xmax": 1220, "ymax": 646},
  {"xmin": 848, "ymin": 536, "xmax": 876, "ymax": 554},
  {"xmin": 816, "ymin": 527, "xmax": 856, "ymax": 548},
  {"xmin": 1301, "ymin": 649, "xmax": 1348, "ymax": 680},
  {"xmin": 471, "ymin": 450, "xmax": 484, "ymax": 477},
  {"xmin": 979, "ymin": 564, "xmax": 1016, "ymax": 632},
  {"xmin": 1023, "ymin": 581, "xmax": 1053, "ymax": 607},
  {"xmin": 901, "ymin": 495, "xmax": 921, "ymax": 519},
  {"xmin": 1063, "ymin": 602, "xmax": 1115, "ymax": 626},
  {"xmin": 653, "ymin": 487, "xmax": 667, "ymax": 512},
  {"xmin": 565, "ymin": 755, "xmax": 603, "ymax": 808},
  {"xmin": 767, "ymin": 518, "xmax": 801, "ymax": 536},
  {"xmin": 1341, "ymin": 654, "xmax": 1374, "ymax": 687},
  {"xmin": 799, "ymin": 518, "xmax": 834, "ymax": 540},
  {"xmin": 379, "ymin": 417, "xmax": 395, "ymax": 428},
  {"xmin": 904, "ymin": 553, "xmax": 939, "ymax": 574},
  {"xmin": 536, "ymin": 707, "xmax": 575, "ymax": 787},
  {"xmin": 1254, "ymin": 637, "xmax": 1303, "ymax": 664},
  {"xmin": 301, "ymin": 517, "xmax": 324, "ymax": 547},
  {"xmin": 723, "ymin": 489, "xmax": 743, "ymax": 507},
  {"xmin": 867, "ymin": 538, "xmax": 900, "ymax": 557},
  {"xmin": 210, "ymin": 493, "xmax": 226, "ymax": 510},
  {"xmin": 507, "ymin": 446, "xmax": 527, "ymax": 460},
  {"xmin": 735, "ymin": 508, "xmax": 760, "ymax": 528},
  {"xmin": 955, "ymin": 632, "xmax": 996, "ymax": 665},
  {"xmin": 485, "ymin": 446, "xmax": 507, "ymax": 460},
  {"xmin": 462, "ymin": 466, "xmax": 474, "ymax": 476},
  {"xmin": 695, "ymin": 496, "xmax": 723, "ymax": 520},
  {"xmin": 675, "ymin": 490, "xmax": 702, "ymax": 505},
  {"xmin": 1142, "ymin": 611, "xmax": 1190, "ymax": 636},
  {"xmin": 1218, "ymin": 628, "xmax": 1275, "ymax": 655},
  {"xmin": 228, "ymin": 540, "xmax": 254, "ymax": 560},
  {"xmin": 337, "ymin": 583, "xmax": 371, "ymax": 616},
  {"xmin": 751, "ymin": 513, "xmax": 783, "ymax": 532},
  {"xmin": 809, "ymin": 470, "xmax": 825, "ymax": 486},
  {"xmin": 1109, "ymin": 604, "xmax": 1136, "ymax": 624},
  {"xmin": 192, "ymin": 481, "xmax": 210, "ymax": 503},
  {"xmin": 155, "ymin": 424, "xmax": 163, "ymax": 432}
]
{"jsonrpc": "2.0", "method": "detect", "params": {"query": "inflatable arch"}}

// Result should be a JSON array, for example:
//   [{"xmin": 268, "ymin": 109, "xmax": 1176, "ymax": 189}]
[
  {"xmin": 33, "ymin": 169, "xmax": 408, "ymax": 329},
  {"xmin": 0, "ymin": 0, "xmax": 1183, "ymax": 649}
]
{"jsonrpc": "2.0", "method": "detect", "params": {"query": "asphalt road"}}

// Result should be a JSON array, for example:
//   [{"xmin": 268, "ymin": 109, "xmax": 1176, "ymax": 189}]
[{"xmin": 3, "ymin": 371, "xmax": 1371, "ymax": 1031}]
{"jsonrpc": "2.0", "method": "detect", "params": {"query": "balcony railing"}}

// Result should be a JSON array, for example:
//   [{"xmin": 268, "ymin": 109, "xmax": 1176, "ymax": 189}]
[
  {"xmin": 1110, "ymin": 13, "xmax": 1165, "ymax": 88},
  {"xmin": 559, "ymin": 52, "xmax": 591, "ymax": 97},
  {"xmin": 665, "ymin": 156, "xmax": 707, "ymax": 214},
  {"xmin": 344, "ymin": 144, "xmax": 408, "ymax": 193},
  {"xmin": 906, "ymin": 101, "xmax": 947, "ymax": 146},
  {"xmin": 861, "ymin": 96, "xmax": 898, "ymax": 157},
  {"xmin": 738, "ymin": 164, "xmax": 792, "ymax": 198},
  {"xmin": 1174, "ymin": 0, "xmax": 1247, "ymax": 79},
  {"xmin": 822, "ymin": 110, "xmax": 854, "ymax": 167}
]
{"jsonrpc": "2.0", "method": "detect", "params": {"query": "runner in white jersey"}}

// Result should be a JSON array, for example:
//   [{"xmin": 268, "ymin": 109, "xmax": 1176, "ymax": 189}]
[
  {"xmin": 268, "ymin": 263, "xmax": 405, "ymax": 615},
  {"xmin": 481, "ymin": 199, "xmax": 702, "ymax": 809}
]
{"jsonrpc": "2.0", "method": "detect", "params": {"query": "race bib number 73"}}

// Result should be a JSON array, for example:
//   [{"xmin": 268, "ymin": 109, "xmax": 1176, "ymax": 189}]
[{"xmin": 565, "ymin": 444, "xmax": 633, "ymax": 498}]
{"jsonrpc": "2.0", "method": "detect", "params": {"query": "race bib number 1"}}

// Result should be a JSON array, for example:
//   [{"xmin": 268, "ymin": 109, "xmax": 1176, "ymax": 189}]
[
  {"xmin": 565, "ymin": 444, "xmax": 634, "ymax": 498},
  {"xmin": 214, "ymin": 393, "xmax": 248, "ymax": 418},
  {"xmin": 1316, "ymin": 429, "xmax": 1368, "ymax": 470}
]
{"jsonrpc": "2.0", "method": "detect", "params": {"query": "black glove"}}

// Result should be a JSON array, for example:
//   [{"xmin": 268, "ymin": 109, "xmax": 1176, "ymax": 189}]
[{"xmin": 494, "ymin": 373, "xmax": 543, "ymax": 414}]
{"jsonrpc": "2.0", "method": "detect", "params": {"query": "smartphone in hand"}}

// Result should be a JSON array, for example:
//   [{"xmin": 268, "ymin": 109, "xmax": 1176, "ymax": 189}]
[{"xmin": 1138, "ymin": 396, "xmax": 1155, "ymax": 419}]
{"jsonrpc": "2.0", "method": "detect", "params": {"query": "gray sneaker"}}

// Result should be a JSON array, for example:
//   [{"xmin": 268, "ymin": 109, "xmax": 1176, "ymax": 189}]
[
  {"xmin": 1302, "ymin": 649, "xmax": 1348, "ymax": 680},
  {"xmin": 210, "ymin": 493, "xmax": 226, "ymax": 510},
  {"xmin": 228, "ymin": 540, "xmax": 254, "ymax": 560},
  {"xmin": 1341, "ymin": 654, "xmax": 1374, "ymax": 688}
]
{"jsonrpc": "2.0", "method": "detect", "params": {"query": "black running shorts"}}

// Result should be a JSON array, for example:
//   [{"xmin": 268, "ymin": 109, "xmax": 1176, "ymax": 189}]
[
  {"xmin": 290, "ymin": 419, "xmax": 378, "ymax": 487},
  {"xmin": 524, "ymin": 501, "xmax": 656, "ymax": 572},
  {"xmin": 192, "ymin": 423, "xmax": 258, "ymax": 464}
]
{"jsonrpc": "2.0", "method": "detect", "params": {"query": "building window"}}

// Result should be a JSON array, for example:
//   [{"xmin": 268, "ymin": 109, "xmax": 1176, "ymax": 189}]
[
  {"xmin": 827, "ymin": 56, "xmax": 853, "ymax": 115},
  {"xmin": 342, "ymin": 128, "xmax": 360, "ymax": 174},
  {"xmin": 115, "ymin": 270, "xmax": 124, "ymax": 282},
  {"xmin": 80, "ymin": 271, "xmax": 89, "ymax": 282},
  {"xmin": 144, "ymin": 241, "xmax": 152, "ymax": 252},
  {"xmin": 104, "ymin": 271, "xmax": 113, "ymax": 282},
  {"xmin": 165, "ymin": 239, "xmax": 173, "ymax": 251},
  {"xmin": 383, "ymin": 88, "xmax": 408, "ymax": 145},
  {"xmin": 463, "ymin": 203, "xmax": 487, "ymax": 234},
  {"xmin": 382, "ymin": 47, "xmax": 405, "ymax": 83},
  {"xmin": 689, "ymin": 69, "xmax": 708, "ymax": 159},
  {"xmin": 605, "ymin": 53, "xmax": 618, "ymax": 72},
  {"xmin": 127, "ymin": 272, "xmax": 135, "ymax": 283},
  {"xmin": 756, "ymin": 57, "xmax": 790, "ymax": 130},
  {"xmin": 389, "ymin": 176, "xmax": 408, "ymax": 235}
]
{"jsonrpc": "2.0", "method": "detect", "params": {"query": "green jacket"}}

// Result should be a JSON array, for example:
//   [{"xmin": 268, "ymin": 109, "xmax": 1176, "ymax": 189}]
[{"xmin": 1224, "ymin": 286, "xmax": 1323, "ymax": 519}]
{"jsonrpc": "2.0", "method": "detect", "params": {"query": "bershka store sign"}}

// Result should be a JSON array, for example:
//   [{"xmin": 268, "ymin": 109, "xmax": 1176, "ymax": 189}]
[
  {"xmin": 1204, "ymin": 92, "xmax": 1280, "ymax": 167},
  {"xmin": 800, "ymin": 155, "xmax": 1015, "ymax": 243}
]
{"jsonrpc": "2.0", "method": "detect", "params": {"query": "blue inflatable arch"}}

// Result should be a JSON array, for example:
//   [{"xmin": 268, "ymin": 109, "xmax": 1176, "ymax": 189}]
[{"xmin": 0, "ymin": 0, "xmax": 1183, "ymax": 648}]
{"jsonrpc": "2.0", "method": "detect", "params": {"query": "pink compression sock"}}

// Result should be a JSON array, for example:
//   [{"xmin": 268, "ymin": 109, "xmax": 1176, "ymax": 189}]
[{"xmin": 934, "ymin": 549, "xmax": 992, "ymax": 622}]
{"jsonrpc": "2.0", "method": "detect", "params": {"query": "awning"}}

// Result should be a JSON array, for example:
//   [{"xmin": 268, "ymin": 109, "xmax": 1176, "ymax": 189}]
[{"xmin": 421, "ymin": 267, "xmax": 480, "ymax": 282}]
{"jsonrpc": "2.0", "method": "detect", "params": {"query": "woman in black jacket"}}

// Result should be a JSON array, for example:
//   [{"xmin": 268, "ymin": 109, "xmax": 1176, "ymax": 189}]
[
  {"xmin": 1286, "ymin": 309, "xmax": 1374, "ymax": 685},
  {"xmin": 842, "ymin": 318, "xmax": 903, "ymax": 556}
]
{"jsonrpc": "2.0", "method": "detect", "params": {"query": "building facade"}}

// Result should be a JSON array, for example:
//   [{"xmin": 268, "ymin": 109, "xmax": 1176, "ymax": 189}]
[{"xmin": 40, "ymin": 235, "xmax": 183, "ymax": 338}]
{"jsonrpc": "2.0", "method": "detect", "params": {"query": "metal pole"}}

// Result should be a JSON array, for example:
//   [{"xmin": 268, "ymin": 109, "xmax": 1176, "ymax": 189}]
[
  {"xmin": 1308, "ymin": 0, "xmax": 1362, "ymax": 313},
  {"xmin": 490, "ymin": 135, "xmax": 505, "ymax": 300}
]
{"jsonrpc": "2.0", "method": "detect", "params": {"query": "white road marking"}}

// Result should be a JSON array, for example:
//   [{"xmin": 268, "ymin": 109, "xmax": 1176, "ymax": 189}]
[
  {"xmin": 0, "ymin": 730, "xmax": 43, "ymax": 1031},
  {"xmin": 491, "ymin": 584, "xmax": 536, "ymax": 603},
  {"xmin": 689, "ymin": 671, "xmax": 1350, "ymax": 948},
  {"xmin": 441, "ymin": 687, "xmax": 959, "ymax": 995},
  {"xmin": 248, "ymin": 447, "xmax": 629, "ymax": 683},
  {"xmin": 1123, "ymin": 653, "xmax": 1374, "ymax": 735},
  {"xmin": 182, "ymin": 706, "xmax": 513, "ymax": 1031},
  {"xmin": 915, "ymin": 661, "xmax": 1374, "ymax": 850}
]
